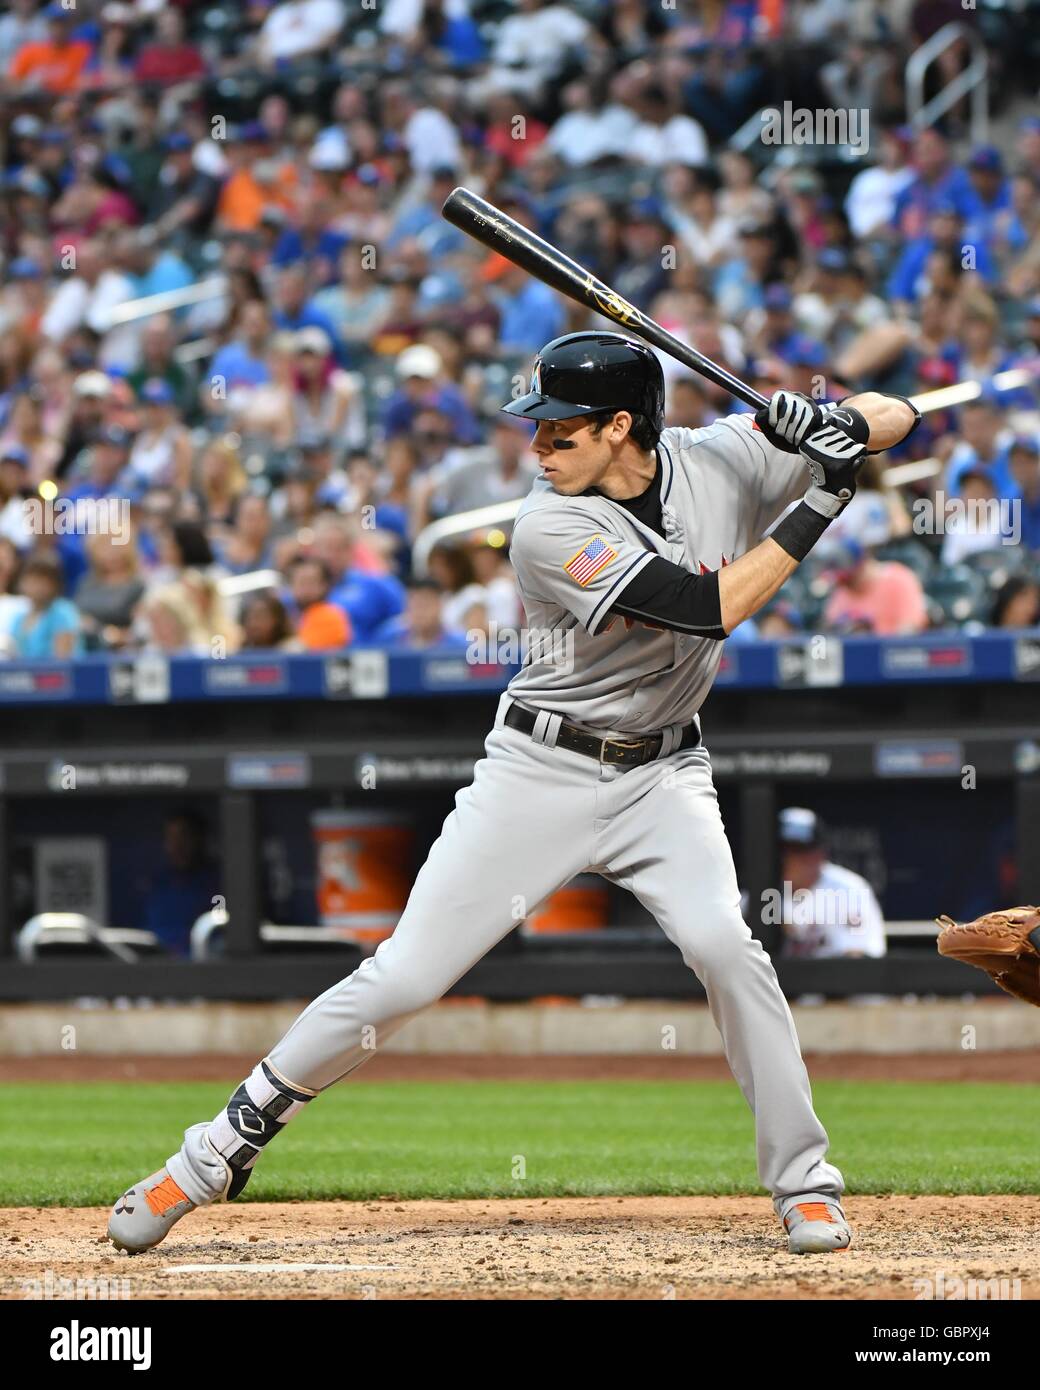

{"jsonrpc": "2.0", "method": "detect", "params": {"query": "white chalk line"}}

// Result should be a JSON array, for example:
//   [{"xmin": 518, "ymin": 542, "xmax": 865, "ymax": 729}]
[{"xmin": 165, "ymin": 1262, "xmax": 408, "ymax": 1274}]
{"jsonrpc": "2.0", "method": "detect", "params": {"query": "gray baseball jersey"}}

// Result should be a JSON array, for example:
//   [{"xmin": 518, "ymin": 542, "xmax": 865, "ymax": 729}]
[{"xmin": 506, "ymin": 415, "xmax": 807, "ymax": 734}]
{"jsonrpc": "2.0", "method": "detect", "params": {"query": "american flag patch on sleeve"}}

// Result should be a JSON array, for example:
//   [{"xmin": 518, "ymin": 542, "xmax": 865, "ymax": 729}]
[{"xmin": 563, "ymin": 535, "xmax": 617, "ymax": 587}]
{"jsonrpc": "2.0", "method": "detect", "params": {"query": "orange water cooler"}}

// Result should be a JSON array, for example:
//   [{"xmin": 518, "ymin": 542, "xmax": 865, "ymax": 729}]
[{"xmin": 311, "ymin": 810, "xmax": 414, "ymax": 950}]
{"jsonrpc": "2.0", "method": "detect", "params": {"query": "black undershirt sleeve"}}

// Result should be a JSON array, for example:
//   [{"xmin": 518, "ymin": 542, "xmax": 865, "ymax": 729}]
[{"xmin": 609, "ymin": 554, "xmax": 726, "ymax": 640}]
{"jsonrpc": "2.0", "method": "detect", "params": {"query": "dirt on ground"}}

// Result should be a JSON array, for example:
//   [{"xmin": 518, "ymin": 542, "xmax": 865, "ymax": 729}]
[
  {"xmin": 3, "ymin": 1051, "xmax": 1040, "ymax": 1084},
  {"xmin": 2, "ymin": 1196, "xmax": 1038, "ymax": 1301}
]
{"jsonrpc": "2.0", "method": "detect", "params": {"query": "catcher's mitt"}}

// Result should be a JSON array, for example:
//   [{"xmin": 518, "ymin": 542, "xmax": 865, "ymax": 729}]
[{"xmin": 935, "ymin": 906, "xmax": 1040, "ymax": 1006}]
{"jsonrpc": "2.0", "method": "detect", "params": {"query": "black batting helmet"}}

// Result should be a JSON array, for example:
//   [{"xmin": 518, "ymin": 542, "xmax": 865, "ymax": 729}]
[{"xmin": 501, "ymin": 332, "xmax": 665, "ymax": 433}]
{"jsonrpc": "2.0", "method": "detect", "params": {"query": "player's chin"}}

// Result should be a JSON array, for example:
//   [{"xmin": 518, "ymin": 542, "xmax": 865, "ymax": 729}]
[{"xmin": 540, "ymin": 468, "xmax": 580, "ymax": 494}]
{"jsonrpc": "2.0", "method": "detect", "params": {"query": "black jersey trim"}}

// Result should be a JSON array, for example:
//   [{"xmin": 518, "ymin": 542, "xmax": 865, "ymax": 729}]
[{"xmin": 586, "ymin": 551, "xmax": 657, "ymax": 636}]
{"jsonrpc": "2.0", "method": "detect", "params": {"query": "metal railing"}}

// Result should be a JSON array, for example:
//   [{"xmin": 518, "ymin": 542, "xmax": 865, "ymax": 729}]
[
  {"xmin": 906, "ymin": 21, "xmax": 989, "ymax": 143},
  {"xmin": 93, "ymin": 276, "xmax": 228, "ymax": 332}
]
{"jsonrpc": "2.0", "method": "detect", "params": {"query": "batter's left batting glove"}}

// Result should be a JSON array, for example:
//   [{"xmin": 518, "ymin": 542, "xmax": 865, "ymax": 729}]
[
  {"xmin": 754, "ymin": 390, "xmax": 823, "ymax": 453},
  {"xmin": 799, "ymin": 406, "xmax": 869, "ymax": 516}
]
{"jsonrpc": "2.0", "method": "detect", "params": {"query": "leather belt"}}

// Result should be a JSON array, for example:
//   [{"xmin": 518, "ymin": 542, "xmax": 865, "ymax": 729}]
[{"xmin": 504, "ymin": 702, "xmax": 700, "ymax": 769}]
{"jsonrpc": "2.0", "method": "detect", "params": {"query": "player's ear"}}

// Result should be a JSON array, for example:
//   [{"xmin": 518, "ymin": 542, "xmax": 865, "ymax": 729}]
[{"xmin": 607, "ymin": 410, "xmax": 633, "ymax": 443}]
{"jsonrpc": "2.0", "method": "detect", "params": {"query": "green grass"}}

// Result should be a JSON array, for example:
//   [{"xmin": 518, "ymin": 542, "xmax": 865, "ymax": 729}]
[{"xmin": 0, "ymin": 1079, "xmax": 1037, "ymax": 1207}]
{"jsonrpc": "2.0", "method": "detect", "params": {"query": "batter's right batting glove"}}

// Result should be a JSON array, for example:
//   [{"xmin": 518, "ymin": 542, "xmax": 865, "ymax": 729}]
[
  {"xmin": 754, "ymin": 390, "xmax": 822, "ymax": 453},
  {"xmin": 799, "ymin": 407, "xmax": 869, "ymax": 516}
]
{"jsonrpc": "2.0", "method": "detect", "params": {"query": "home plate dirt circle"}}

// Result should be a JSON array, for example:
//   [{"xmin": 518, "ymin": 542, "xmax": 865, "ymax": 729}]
[{"xmin": 2, "ymin": 1196, "xmax": 1039, "ymax": 1300}]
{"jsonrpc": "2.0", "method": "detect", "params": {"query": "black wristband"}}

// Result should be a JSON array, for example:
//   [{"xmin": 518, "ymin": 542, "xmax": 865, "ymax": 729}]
[{"xmin": 771, "ymin": 500, "xmax": 833, "ymax": 562}]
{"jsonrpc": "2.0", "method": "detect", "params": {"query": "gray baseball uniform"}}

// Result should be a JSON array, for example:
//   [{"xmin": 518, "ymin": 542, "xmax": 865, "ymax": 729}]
[{"xmin": 177, "ymin": 413, "xmax": 844, "ymax": 1225}]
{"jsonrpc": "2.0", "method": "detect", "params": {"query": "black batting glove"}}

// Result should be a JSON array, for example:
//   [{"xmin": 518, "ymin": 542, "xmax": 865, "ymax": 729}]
[
  {"xmin": 754, "ymin": 389, "xmax": 823, "ymax": 453},
  {"xmin": 800, "ymin": 413, "xmax": 869, "ymax": 516}
]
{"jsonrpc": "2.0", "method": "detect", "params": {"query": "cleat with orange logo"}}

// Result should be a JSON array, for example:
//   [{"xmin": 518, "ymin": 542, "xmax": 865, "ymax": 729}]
[
  {"xmin": 783, "ymin": 1198, "xmax": 852, "ymax": 1254},
  {"xmin": 107, "ymin": 1122, "xmax": 243, "ymax": 1254},
  {"xmin": 108, "ymin": 1166, "xmax": 197, "ymax": 1254}
]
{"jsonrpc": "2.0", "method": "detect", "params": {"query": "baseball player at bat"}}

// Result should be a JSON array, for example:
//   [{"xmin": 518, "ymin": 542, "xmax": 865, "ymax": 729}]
[{"xmin": 107, "ymin": 333, "xmax": 920, "ymax": 1258}]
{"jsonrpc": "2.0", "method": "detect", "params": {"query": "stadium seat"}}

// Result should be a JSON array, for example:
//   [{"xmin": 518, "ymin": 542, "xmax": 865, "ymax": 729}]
[
  {"xmin": 874, "ymin": 539, "xmax": 937, "ymax": 582},
  {"xmin": 961, "ymin": 547, "xmax": 1029, "ymax": 592},
  {"xmin": 925, "ymin": 565, "xmax": 992, "ymax": 627}
]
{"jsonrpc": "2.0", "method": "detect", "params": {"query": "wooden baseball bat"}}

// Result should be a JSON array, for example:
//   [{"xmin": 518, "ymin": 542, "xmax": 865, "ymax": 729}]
[{"xmin": 442, "ymin": 186, "xmax": 768, "ymax": 411}]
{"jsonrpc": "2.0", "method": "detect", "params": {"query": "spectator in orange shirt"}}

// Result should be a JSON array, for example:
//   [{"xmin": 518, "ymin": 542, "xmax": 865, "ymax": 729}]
[
  {"xmin": 823, "ymin": 540, "xmax": 929, "ymax": 636},
  {"xmin": 217, "ymin": 122, "xmax": 296, "ymax": 233},
  {"xmin": 8, "ymin": 6, "xmax": 91, "ymax": 94},
  {"xmin": 288, "ymin": 555, "xmax": 352, "ymax": 651}
]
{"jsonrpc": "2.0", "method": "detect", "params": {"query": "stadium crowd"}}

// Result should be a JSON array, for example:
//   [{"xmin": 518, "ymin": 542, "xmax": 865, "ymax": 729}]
[{"xmin": 1, "ymin": 0, "xmax": 1039, "ymax": 660}]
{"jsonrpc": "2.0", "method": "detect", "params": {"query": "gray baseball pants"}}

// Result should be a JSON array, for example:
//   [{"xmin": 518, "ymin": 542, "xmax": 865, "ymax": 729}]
[{"xmin": 250, "ymin": 694, "xmax": 844, "ymax": 1214}]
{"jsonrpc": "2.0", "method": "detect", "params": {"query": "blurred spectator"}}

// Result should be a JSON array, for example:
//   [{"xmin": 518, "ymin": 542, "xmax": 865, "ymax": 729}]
[
  {"xmin": 143, "ymin": 810, "xmax": 221, "ymax": 957},
  {"xmin": 125, "ymin": 379, "xmax": 192, "ymax": 491},
  {"xmin": 8, "ymin": 5, "xmax": 91, "ymax": 94},
  {"xmin": 64, "ymin": 425, "xmax": 132, "ymax": 504},
  {"xmin": 371, "ymin": 575, "xmax": 465, "ymax": 649},
  {"xmin": 0, "ymin": 536, "xmax": 28, "ymax": 654},
  {"xmin": 993, "ymin": 576, "xmax": 1040, "ymax": 630},
  {"xmin": 11, "ymin": 550, "xmax": 81, "ymax": 658},
  {"xmin": 0, "ymin": 2, "xmax": 47, "ymax": 73},
  {"xmin": 488, "ymin": 257, "xmax": 566, "ymax": 353},
  {"xmin": 126, "ymin": 316, "xmax": 195, "ymax": 418},
  {"xmin": 939, "ymin": 470, "xmax": 1009, "ymax": 567},
  {"xmin": 213, "ymin": 494, "xmax": 273, "ymax": 576},
  {"xmin": 312, "ymin": 514, "xmax": 405, "ymax": 640},
  {"xmin": 844, "ymin": 126, "xmax": 915, "ymax": 239},
  {"xmin": 287, "ymin": 554, "xmax": 352, "ymax": 650},
  {"xmin": 133, "ymin": 9, "xmax": 206, "ymax": 86},
  {"xmin": 75, "ymin": 530, "xmax": 145, "ymax": 651},
  {"xmin": 823, "ymin": 540, "xmax": 929, "ymax": 636},
  {"xmin": 0, "ymin": 445, "xmax": 32, "ymax": 549},
  {"xmin": 487, "ymin": 0, "xmax": 589, "ymax": 100},
  {"xmin": 382, "ymin": 342, "xmax": 479, "ymax": 444},
  {"xmin": 944, "ymin": 398, "xmax": 1015, "ymax": 498},
  {"xmin": 139, "ymin": 582, "xmax": 210, "ymax": 655},
  {"xmin": 1008, "ymin": 437, "xmax": 1040, "ymax": 550},
  {"xmin": 257, "ymin": 0, "xmax": 346, "ymax": 69},
  {"xmin": 776, "ymin": 808, "xmax": 886, "ymax": 960},
  {"xmin": 241, "ymin": 591, "xmax": 298, "ymax": 651},
  {"xmin": 418, "ymin": 415, "xmax": 539, "ymax": 524}
]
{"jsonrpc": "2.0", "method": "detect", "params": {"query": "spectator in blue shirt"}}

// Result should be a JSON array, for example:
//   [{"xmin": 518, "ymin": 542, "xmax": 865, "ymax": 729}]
[
  {"xmin": 381, "ymin": 342, "xmax": 480, "ymax": 444},
  {"xmin": 945, "ymin": 398, "xmax": 1016, "ymax": 498},
  {"xmin": 962, "ymin": 145, "xmax": 1011, "ymax": 241},
  {"xmin": 207, "ymin": 301, "xmax": 274, "ymax": 400},
  {"xmin": 491, "ymin": 261, "xmax": 566, "ymax": 353},
  {"xmin": 65, "ymin": 424, "xmax": 133, "ymax": 500},
  {"xmin": 313, "ymin": 514, "xmax": 405, "ymax": 641},
  {"xmin": 11, "ymin": 551, "xmax": 81, "ymax": 658},
  {"xmin": 888, "ymin": 204, "xmax": 996, "ymax": 306},
  {"xmin": 1008, "ymin": 437, "xmax": 1040, "ymax": 550},
  {"xmin": 371, "ymin": 578, "xmax": 470, "ymax": 649},
  {"xmin": 271, "ymin": 265, "xmax": 345, "ymax": 364},
  {"xmin": 387, "ymin": 167, "xmax": 467, "ymax": 256},
  {"xmin": 270, "ymin": 192, "xmax": 350, "ymax": 280},
  {"xmin": 891, "ymin": 127, "xmax": 976, "ymax": 239}
]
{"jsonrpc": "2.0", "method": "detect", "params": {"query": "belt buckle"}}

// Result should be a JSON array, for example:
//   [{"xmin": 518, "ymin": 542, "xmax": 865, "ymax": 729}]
[{"xmin": 600, "ymin": 737, "xmax": 647, "ymax": 767}]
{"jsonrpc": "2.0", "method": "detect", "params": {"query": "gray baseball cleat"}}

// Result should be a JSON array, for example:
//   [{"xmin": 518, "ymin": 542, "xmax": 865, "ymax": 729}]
[
  {"xmin": 108, "ymin": 1122, "xmax": 247, "ymax": 1254},
  {"xmin": 783, "ymin": 1198, "xmax": 852, "ymax": 1254}
]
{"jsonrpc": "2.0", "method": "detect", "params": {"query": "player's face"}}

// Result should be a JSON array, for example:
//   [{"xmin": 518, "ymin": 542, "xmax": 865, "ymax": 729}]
[{"xmin": 531, "ymin": 415, "xmax": 613, "ymax": 494}]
